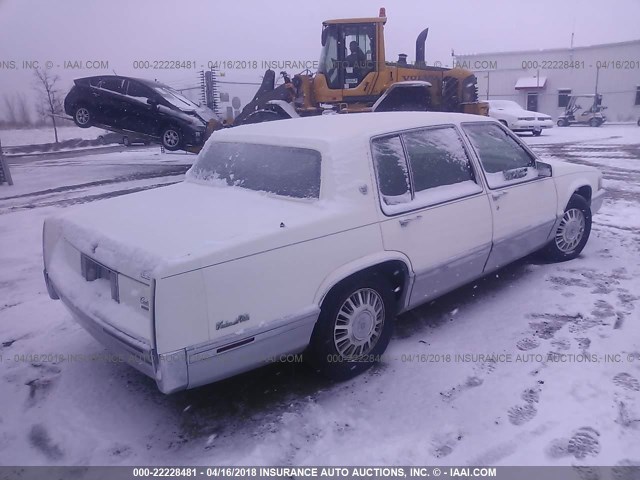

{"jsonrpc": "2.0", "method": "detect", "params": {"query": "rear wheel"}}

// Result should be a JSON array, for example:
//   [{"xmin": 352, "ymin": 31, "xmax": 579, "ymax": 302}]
[
  {"xmin": 589, "ymin": 118, "xmax": 601, "ymax": 127},
  {"xmin": 306, "ymin": 275, "xmax": 395, "ymax": 381},
  {"xmin": 122, "ymin": 136, "xmax": 130, "ymax": 147},
  {"xmin": 532, "ymin": 129, "xmax": 542, "ymax": 136},
  {"xmin": 540, "ymin": 194, "xmax": 592, "ymax": 262},
  {"xmin": 161, "ymin": 126, "xmax": 182, "ymax": 151},
  {"xmin": 73, "ymin": 105, "xmax": 92, "ymax": 128}
]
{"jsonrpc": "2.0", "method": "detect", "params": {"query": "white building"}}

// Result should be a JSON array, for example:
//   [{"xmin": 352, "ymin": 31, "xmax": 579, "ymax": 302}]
[{"xmin": 455, "ymin": 39, "xmax": 640, "ymax": 122}]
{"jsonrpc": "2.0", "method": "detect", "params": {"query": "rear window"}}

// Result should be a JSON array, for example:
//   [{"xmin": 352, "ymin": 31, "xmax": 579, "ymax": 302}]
[{"xmin": 187, "ymin": 142, "xmax": 321, "ymax": 199}]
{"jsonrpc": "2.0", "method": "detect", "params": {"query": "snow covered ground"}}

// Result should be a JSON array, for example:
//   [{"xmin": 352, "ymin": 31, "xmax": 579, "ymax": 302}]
[
  {"xmin": 0, "ymin": 126, "xmax": 107, "ymax": 147},
  {"xmin": 0, "ymin": 125, "xmax": 638, "ymax": 468}
]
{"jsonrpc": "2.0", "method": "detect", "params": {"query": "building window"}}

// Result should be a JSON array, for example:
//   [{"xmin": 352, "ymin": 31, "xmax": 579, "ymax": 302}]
[
  {"xmin": 635, "ymin": 86, "xmax": 640, "ymax": 106},
  {"xmin": 558, "ymin": 89, "xmax": 572, "ymax": 108}
]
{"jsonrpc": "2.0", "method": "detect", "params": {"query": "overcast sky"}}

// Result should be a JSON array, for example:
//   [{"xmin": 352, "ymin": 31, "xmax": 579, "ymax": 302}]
[{"xmin": 1, "ymin": 0, "xmax": 639, "ymax": 117}]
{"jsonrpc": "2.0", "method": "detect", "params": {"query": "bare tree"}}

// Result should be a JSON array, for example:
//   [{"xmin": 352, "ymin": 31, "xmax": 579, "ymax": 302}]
[
  {"xmin": 33, "ymin": 69, "xmax": 63, "ymax": 143},
  {"xmin": 16, "ymin": 93, "xmax": 32, "ymax": 127},
  {"xmin": 3, "ymin": 95, "xmax": 17, "ymax": 127}
]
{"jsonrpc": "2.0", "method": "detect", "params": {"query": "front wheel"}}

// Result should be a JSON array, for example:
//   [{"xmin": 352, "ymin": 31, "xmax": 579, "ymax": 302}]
[
  {"xmin": 122, "ymin": 136, "xmax": 130, "ymax": 147},
  {"xmin": 540, "ymin": 194, "xmax": 592, "ymax": 262},
  {"xmin": 161, "ymin": 126, "xmax": 182, "ymax": 151},
  {"xmin": 306, "ymin": 275, "xmax": 395, "ymax": 381},
  {"xmin": 557, "ymin": 119, "xmax": 568, "ymax": 127},
  {"xmin": 589, "ymin": 118, "xmax": 601, "ymax": 127},
  {"xmin": 532, "ymin": 129, "xmax": 542, "ymax": 136}
]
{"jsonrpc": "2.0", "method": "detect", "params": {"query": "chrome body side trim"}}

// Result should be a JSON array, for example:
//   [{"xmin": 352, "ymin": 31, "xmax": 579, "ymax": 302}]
[
  {"xmin": 186, "ymin": 307, "xmax": 320, "ymax": 389},
  {"xmin": 485, "ymin": 219, "xmax": 556, "ymax": 271},
  {"xmin": 404, "ymin": 243, "xmax": 492, "ymax": 311},
  {"xmin": 591, "ymin": 189, "xmax": 605, "ymax": 214}
]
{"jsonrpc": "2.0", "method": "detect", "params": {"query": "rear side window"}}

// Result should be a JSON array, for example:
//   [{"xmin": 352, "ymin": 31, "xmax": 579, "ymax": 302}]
[
  {"xmin": 403, "ymin": 127, "xmax": 476, "ymax": 192},
  {"xmin": 371, "ymin": 136, "xmax": 411, "ymax": 206},
  {"xmin": 97, "ymin": 78, "xmax": 125, "ymax": 94},
  {"xmin": 371, "ymin": 127, "xmax": 482, "ymax": 215},
  {"xmin": 463, "ymin": 123, "xmax": 537, "ymax": 188},
  {"xmin": 188, "ymin": 142, "xmax": 321, "ymax": 199}
]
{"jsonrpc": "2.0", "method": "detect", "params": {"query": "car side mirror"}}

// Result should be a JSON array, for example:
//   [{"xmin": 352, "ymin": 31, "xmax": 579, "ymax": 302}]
[{"xmin": 536, "ymin": 161, "xmax": 552, "ymax": 178}]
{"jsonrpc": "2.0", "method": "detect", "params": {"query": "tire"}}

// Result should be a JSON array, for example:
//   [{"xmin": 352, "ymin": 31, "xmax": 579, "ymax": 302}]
[
  {"xmin": 73, "ymin": 105, "xmax": 92, "ymax": 128},
  {"xmin": 557, "ymin": 119, "xmax": 568, "ymax": 127},
  {"xmin": 97, "ymin": 135, "xmax": 105, "ymax": 145},
  {"xmin": 637, "ymin": 118, "xmax": 640, "ymax": 127},
  {"xmin": 532, "ymin": 129, "xmax": 542, "ymax": 136},
  {"xmin": 306, "ymin": 275, "xmax": 395, "ymax": 381},
  {"xmin": 122, "ymin": 136, "xmax": 130, "ymax": 147},
  {"xmin": 540, "ymin": 194, "xmax": 592, "ymax": 262},
  {"xmin": 589, "ymin": 118, "xmax": 601, "ymax": 127},
  {"xmin": 161, "ymin": 126, "xmax": 182, "ymax": 151}
]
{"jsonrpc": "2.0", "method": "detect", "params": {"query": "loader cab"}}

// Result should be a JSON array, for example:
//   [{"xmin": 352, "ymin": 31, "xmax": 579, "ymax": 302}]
[
  {"xmin": 316, "ymin": 14, "xmax": 386, "ymax": 102},
  {"xmin": 319, "ymin": 22, "xmax": 377, "ymax": 90}
]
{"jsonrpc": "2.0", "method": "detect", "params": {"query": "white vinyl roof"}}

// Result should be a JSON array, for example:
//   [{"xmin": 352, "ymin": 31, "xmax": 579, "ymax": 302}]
[{"xmin": 515, "ymin": 76, "xmax": 547, "ymax": 89}]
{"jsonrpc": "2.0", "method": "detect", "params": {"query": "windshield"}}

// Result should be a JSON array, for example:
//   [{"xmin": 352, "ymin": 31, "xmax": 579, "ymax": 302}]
[
  {"xmin": 319, "ymin": 24, "xmax": 340, "ymax": 89},
  {"xmin": 188, "ymin": 142, "xmax": 321, "ymax": 199},
  {"xmin": 154, "ymin": 86, "xmax": 200, "ymax": 110}
]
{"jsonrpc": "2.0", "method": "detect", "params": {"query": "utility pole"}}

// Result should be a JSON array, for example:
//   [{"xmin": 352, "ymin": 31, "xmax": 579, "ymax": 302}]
[{"xmin": 0, "ymin": 138, "xmax": 14, "ymax": 186}]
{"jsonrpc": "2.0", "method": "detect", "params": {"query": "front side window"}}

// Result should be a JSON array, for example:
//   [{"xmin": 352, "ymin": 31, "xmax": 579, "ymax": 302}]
[
  {"xmin": 372, "ymin": 127, "xmax": 482, "ymax": 214},
  {"xmin": 187, "ymin": 142, "xmax": 321, "ymax": 199},
  {"xmin": 343, "ymin": 24, "xmax": 375, "ymax": 88},
  {"xmin": 463, "ymin": 123, "xmax": 537, "ymax": 188},
  {"xmin": 403, "ymin": 127, "xmax": 477, "ymax": 192},
  {"xmin": 154, "ymin": 86, "xmax": 200, "ymax": 110},
  {"xmin": 127, "ymin": 81, "xmax": 153, "ymax": 102}
]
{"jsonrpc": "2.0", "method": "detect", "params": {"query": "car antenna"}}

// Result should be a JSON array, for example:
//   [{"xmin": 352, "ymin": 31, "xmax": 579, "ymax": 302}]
[{"xmin": 112, "ymin": 70, "xmax": 118, "ymax": 76}]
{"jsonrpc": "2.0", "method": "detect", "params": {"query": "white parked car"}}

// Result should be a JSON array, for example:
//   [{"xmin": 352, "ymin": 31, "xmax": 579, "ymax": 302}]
[
  {"xmin": 43, "ymin": 112, "xmax": 604, "ymax": 393},
  {"xmin": 487, "ymin": 99, "xmax": 554, "ymax": 136}
]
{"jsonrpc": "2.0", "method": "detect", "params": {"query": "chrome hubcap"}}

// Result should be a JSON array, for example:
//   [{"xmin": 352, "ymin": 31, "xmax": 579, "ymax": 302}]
[
  {"xmin": 163, "ymin": 130, "xmax": 179, "ymax": 147},
  {"xmin": 555, "ymin": 208, "xmax": 585, "ymax": 252},
  {"xmin": 76, "ymin": 108, "xmax": 89, "ymax": 124},
  {"xmin": 333, "ymin": 288, "xmax": 384, "ymax": 358}
]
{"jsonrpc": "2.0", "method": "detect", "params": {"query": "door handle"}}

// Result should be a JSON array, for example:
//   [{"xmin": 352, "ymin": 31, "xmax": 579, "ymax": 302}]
[
  {"xmin": 399, "ymin": 215, "xmax": 422, "ymax": 227},
  {"xmin": 491, "ymin": 190, "xmax": 508, "ymax": 200}
]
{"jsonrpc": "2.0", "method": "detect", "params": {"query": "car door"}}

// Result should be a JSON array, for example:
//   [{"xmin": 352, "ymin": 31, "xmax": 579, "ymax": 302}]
[
  {"xmin": 124, "ymin": 80, "xmax": 159, "ymax": 136},
  {"xmin": 462, "ymin": 122, "xmax": 557, "ymax": 271},
  {"xmin": 372, "ymin": 126, "xmax": 493, "ymax": 307},
  {"xmin": 96, "ymin": 77, "xmax": 127, "ymax": 128}
]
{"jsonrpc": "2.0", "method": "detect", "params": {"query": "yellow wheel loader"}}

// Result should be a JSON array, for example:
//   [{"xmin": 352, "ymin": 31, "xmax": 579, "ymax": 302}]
[{"xmin": 231, "ymin": 8, "xmax": 488, "ymax": 127}]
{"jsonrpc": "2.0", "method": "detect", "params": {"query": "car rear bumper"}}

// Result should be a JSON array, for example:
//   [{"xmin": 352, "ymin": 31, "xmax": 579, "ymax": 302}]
[
  {"xmin": 511, "ymin": 121, "xmax": 552, "ymax": 132},
  {"xmin": 44, "ymin": 270, "xmax": 189, "ymax": 394}
]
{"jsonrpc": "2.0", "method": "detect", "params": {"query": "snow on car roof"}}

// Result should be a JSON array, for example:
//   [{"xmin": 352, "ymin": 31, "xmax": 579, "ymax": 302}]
[{"xmin": 210, "ymin": 112, "xmax": 495, "ymax": 147}]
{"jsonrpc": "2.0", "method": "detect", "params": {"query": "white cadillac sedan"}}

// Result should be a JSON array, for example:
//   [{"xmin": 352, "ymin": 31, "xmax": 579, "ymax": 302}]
[
  {"xmin": 488, "ymin": 99, "xmax": 554, "ymax": 135},
  {"xmin": 43, "ymin": 112, "xmax": 604, "ymax": 393}
]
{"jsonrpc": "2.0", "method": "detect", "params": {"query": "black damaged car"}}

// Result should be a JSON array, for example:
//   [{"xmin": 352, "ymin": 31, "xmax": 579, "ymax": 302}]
[{"xmin": 64, "ymin": 75, "xmax": 218, "ymax": 151}]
